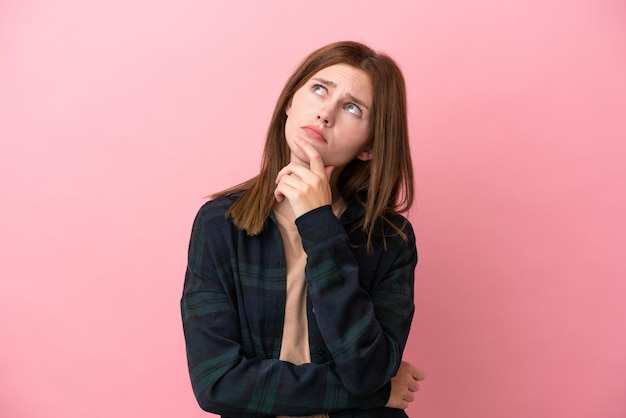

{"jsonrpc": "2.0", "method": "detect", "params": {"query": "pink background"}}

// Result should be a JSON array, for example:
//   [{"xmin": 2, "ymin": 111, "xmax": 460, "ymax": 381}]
[{"xmin": 1, "ymin": 1, "xmax": 625, "ymax": 417}]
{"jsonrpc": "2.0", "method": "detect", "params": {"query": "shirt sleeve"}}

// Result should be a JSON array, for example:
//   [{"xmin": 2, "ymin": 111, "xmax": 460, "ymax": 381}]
[
  {"xmin": 180, "ymin": 206, "xmax": 391, "ymax": 417},
  {"xmin": 295, "ymin": 205, "xmax": 417, "ymax": 397}
]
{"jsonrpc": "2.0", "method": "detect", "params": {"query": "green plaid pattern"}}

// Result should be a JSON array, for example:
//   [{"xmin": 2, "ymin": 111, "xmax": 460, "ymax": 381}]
[{"xmin": 181, "ymin": 194, "xmax": 417, "ymax": 417}]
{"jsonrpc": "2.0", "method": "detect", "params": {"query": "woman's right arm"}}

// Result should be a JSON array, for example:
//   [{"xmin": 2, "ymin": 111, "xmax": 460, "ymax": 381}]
[{"xmin": 180, "ymin": 206, "xmax": 390, "ymax": 417}]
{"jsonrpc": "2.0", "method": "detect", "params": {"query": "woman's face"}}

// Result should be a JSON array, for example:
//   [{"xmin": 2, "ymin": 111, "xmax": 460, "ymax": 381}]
[{"xmin": 284, "ymin": 64, "xmax": 374, "ymax": 170}]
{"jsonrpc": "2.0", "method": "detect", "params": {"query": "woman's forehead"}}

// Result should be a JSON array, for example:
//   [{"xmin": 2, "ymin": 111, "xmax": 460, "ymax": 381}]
[{"xmin": 307, "ymin": 64, "xmax": 373, "ymax": 105}]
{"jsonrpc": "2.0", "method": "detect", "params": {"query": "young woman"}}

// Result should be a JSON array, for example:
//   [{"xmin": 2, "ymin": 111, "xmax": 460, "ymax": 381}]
[{"xmin": 181, "ymin": 41, "xmax": 424, "ymax": 418}]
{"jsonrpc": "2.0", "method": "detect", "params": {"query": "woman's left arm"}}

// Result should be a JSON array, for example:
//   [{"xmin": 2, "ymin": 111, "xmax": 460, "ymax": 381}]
[{"xmin": 295, "ymin": 205, "xmax": 417, "ymax": 397}]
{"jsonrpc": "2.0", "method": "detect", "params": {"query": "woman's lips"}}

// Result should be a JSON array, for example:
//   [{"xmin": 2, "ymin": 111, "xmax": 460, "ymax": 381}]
[{"xmin": 301, "ymin": 126, "xmax": 327, "ymax": 143}]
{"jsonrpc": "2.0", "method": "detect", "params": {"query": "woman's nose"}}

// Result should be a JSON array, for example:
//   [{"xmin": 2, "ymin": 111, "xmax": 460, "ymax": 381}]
[{"xmin": 316, "ymin": 105, "xmax": 334, "ymax": 126}]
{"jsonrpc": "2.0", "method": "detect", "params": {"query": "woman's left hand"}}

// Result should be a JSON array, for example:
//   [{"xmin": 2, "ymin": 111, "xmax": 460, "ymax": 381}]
[
  {"xmin": 385, "ymin": 361, "xmax": 425, "ymax": 409},
  {"xmin": 274, "ymin": 137, "xmax": 335, "ymax": 218}
]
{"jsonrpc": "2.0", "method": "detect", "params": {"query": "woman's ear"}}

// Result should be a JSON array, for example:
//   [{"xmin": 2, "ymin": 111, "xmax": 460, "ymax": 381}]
[{"xmin": 356, "ymin": 146, "xmax": 373, "ymax": 162}]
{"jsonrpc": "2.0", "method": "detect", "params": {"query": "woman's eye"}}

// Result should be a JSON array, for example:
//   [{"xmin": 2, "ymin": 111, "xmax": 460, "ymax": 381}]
[
  {"xmin": 345, "ymin": 103, "xmax": 362, "ymax": 116},
  {"xmin": 312, "ymin": 84, "xmax": 327, "ymax": 96}
]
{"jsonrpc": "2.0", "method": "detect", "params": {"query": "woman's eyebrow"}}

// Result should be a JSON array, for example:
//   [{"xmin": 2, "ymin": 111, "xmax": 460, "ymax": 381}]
[
  {"xmin": 311, "ymin": 77, "xmax": 336, "ymax": 88},
  {"xmin": 311, "ymin": 77, "xmax": 370, "ymax": 111}
]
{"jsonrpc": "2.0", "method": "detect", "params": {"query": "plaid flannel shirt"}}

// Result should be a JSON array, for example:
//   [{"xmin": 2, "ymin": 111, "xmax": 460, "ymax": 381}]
[{"xmin": 181, "ymin": 193, "xmax": 417, "ymax": 418}]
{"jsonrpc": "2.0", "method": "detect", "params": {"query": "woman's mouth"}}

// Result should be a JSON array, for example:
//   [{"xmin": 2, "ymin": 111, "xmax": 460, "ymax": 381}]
[{"xmin": 301, "ymin": 126, "xmax": 327, "ymax": 143}]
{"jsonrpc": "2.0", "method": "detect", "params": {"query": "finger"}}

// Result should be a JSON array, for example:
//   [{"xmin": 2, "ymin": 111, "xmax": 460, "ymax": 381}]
[
  {"xmin": 275, "ymin": 170, "xmax": 302, "ymax": 199},
  {"xmin": 402, "ymin": 362, "xmax": 425, "ymax": 381},
  {"xmin": 275, "ymin": 165, "xmax": 295, "ymax": 185},
  {"xmin": 274, "ymin": 172, "xmax": 315, "ymax": 206},
  {"xmin": 294, "ymin": 137, "xmax": 326, "ymax": 176},
  {"xmin": 274, "ymin": 178, "xmax": 291, "ymax": 202},
  {"xmin": 404, "ymin": 391, "xmax": 415, "ymax": 402},
  {"xmin": 276, "ymin": 172, "xmax": 305, "ymax": 192},
  {"xmin": 273, "ymin": 187, "xmax": 285, "ymax": 202},
  {"xmin": 412, "ymin": 367, "xmax": 426, "ymax": 381},
  {"xmin": 408, "ymin": 382, "xmax": 420, "ymax": 392},
  {"xmin": 275, "ymin": 163, "xmax": 312, "ymax": 184},
  {"xmin": 277, "ymin": 163, "xmax": 322, "ymax": 190}
]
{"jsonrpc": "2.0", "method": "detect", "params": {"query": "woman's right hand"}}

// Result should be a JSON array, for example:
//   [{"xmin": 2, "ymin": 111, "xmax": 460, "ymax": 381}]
[
  {"xmin": 274, "ymin": 137, "xmax": 334, "ymax": 218},
  {"xmin": 385, "ymin": 361, "xmax": 425, "ymax": 409}
]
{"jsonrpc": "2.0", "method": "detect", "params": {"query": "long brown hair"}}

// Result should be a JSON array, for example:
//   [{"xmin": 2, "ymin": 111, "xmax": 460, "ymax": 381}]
[{"xmin": 214, "ymin": 41, "xmax": 414, "ymax": 248}]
